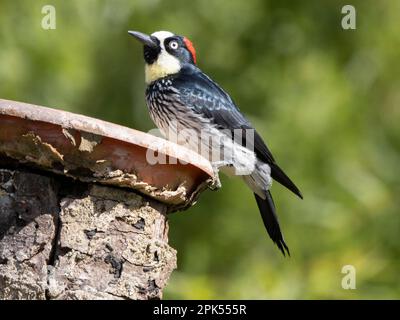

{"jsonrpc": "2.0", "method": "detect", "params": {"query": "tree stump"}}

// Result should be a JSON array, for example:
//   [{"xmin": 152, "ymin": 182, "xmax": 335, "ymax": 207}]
[{"xmin": 0, "ymin": 99, "xmax": 213, "ymax": 300}]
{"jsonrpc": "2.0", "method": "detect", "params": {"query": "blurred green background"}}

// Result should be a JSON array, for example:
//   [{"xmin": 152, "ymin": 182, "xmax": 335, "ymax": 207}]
[{"xmin": 0, "ymin": 0, "xmax": 399, "ymax": 299}]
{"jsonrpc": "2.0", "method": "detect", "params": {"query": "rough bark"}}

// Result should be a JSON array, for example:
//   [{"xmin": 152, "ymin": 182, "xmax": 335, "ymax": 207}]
[{"xmin": 0, "ymin": 168, "xmax": 177, "ymax": 300}]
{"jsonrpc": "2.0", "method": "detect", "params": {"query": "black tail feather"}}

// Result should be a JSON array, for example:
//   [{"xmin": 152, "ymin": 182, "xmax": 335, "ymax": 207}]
[{"xmin": 254, "ymin": 191, "xmax": 290, "ymax": 256}]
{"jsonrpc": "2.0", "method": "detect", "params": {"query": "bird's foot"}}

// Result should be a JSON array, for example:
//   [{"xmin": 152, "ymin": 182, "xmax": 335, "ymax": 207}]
[
  {"xmin": 209, "ymin": 164, "xmax": 223, "ymax": 190},
  {"xmin": 209, "ymin": 174, "xmax": 222, "ymax": 190}
]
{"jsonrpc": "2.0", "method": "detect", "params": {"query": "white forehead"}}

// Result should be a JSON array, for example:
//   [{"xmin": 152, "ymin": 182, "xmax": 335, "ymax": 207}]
[{"xmin": 151, "ymin": 31, "xmax": 175, "ymax": 42}]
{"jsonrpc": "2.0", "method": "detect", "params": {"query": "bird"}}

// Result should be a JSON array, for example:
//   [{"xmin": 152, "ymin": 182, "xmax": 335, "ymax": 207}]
[{"xmin": 128, "ymin": 30, "xmax": 303, "ymax": 256}]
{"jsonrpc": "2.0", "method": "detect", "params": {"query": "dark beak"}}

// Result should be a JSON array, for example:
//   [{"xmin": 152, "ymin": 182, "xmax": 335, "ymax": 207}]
[{"xmin": 128, "ymin": 31, "xmax": 158, "ymax": 48}]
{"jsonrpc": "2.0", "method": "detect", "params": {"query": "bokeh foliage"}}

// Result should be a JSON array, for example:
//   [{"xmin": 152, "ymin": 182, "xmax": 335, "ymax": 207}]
[{"xmin": 0, "ymin": 0, "xmax": 399, "ymax": 299}]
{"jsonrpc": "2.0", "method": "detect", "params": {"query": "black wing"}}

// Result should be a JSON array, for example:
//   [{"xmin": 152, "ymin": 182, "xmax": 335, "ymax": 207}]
[{"xmin": 172, "ymin": 65, "xmax": 302, "ymax": 199}]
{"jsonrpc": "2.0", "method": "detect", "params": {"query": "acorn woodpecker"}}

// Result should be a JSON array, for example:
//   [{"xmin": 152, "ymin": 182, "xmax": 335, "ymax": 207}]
[{"xmin": 129, "ymin": 30, "xmax": 303, "ymax": 256}]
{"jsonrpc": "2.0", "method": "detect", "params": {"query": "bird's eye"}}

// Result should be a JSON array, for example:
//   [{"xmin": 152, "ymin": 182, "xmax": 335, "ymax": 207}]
[{"xmin": 169, "ymin": 40, "xmax": 179, "ymax": 50}]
